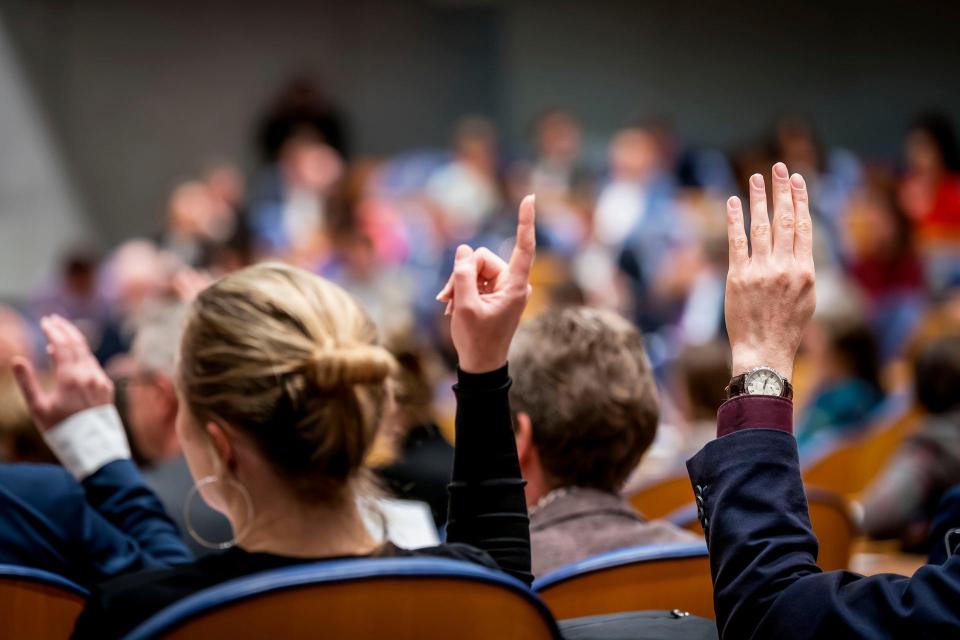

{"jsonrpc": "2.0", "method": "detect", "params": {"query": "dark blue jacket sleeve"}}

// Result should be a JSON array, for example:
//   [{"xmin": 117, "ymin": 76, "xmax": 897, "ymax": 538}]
[
  {"xmin": 78, "ymin": 459, "xmax": 193, "ymax": 573},
  {"xmin": 0, "ymin": 461, "xmax": 191, "ymax": 587},
  {"xmin": 687, "ymin": 428, "xmax": 960, "ymax": 639}
]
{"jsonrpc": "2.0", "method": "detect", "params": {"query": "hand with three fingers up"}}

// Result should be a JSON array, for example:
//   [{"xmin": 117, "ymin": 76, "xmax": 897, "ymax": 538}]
[{"xmin": 724, "ymin": 162, "xmax": 816, "ymax": 381}]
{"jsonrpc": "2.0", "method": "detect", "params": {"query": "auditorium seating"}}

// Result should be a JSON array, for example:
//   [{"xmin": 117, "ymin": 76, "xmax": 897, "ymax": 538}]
[
  {"xmin": 533, "ymin": 543, "xmax": 714, "ymax": 619},
  {"xmin": 123, "ymin": 557, "xmax": 561, "ymax": 640},
  {"xmin": 668, "ymin": 487, "xmax": 857, "ymax": 571},
  {"xmin": 627, "ymin": 472, "xmax": 696, "ymax": 520},
  {"xmin": 0, "ymin": 565, "xmax": 88, "ymax": 639},
  {"xmin": 802, "ymin": 393, "xmax": 921, "ymax": 499}
]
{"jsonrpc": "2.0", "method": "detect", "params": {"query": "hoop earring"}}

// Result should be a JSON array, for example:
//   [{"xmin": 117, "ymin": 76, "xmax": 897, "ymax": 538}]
[{"xmin": 183, "ymin": 475, "xmax": 255, "ymax": 550}]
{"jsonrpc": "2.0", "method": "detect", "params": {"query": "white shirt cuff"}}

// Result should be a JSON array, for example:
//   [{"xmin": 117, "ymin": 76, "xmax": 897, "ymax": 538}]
[{"xmin": 43, "ymin": 405, "xmax": 132, "ymax": 480}]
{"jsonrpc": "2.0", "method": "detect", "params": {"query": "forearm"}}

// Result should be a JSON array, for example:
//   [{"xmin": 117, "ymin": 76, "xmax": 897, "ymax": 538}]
[{"xmin": 446, "ymin": 365, "xmax": 532, "ymax": 585}]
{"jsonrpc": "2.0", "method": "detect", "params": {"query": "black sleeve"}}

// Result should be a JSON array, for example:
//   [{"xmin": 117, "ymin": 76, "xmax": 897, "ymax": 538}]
[
  {"xmin": 688, "ymin": 428, "xmax": 960, "ymax": 639},
  {"xmin": 444, "ymin": 364, "xmax": 532, "ymax": 586}
]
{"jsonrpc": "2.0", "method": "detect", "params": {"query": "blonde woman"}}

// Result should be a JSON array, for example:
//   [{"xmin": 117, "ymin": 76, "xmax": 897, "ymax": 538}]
[{"xmin": 15, "ymin": 198, "xmax": 537, "ymax": 639}]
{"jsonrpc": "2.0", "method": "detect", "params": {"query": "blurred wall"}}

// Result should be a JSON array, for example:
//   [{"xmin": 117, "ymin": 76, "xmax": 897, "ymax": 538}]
[
  {"xmin": 2, "ymin": 0, "xmax": 960, "ymax": 271},
  {"xmin": 0, "ymin": 10, "xmax": 89, "ymax": 298},
  {"xmin": 500, "ymin": 1, "xmax": 960, "ymax": 160}
]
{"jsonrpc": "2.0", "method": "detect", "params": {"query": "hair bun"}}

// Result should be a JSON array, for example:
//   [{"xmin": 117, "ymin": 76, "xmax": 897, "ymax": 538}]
[{"xmin": 309, "ymin": 344, "xmax": 395, "ymax": 390}]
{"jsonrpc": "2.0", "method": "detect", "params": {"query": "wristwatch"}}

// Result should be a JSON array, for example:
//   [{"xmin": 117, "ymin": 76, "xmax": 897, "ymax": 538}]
[{"xmin": 726, "ymin": 366, "xmax": 793, "ymax": 400}]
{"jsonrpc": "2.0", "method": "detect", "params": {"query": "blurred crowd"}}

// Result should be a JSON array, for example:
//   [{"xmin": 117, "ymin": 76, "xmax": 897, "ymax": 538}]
[{"xmin": 4, "ymin": 80, "xmax": 960, "ymax": 550}]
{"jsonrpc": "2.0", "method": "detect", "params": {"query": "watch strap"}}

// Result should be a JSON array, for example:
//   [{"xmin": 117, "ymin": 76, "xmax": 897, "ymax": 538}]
[{"xmin": 726, "ymin": 370, "xmax": 793, "ymax": 401}]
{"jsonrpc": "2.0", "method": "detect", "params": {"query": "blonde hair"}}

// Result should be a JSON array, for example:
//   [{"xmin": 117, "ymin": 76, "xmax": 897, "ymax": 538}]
[{"xmin": 179, "ymin": 262, "xmax": 395, "ymax": 500}]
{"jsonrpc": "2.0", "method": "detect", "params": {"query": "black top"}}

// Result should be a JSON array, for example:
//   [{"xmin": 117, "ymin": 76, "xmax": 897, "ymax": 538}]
[
  {"xmin": 377, "ymin": 423, "xmax": 454, "ymax": 528},
  {"xmin": 72, "ymin": 366, "xmax": 529, "ymax": 639}
]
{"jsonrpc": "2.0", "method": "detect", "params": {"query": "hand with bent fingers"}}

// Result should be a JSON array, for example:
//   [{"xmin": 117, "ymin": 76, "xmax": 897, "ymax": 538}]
[
  {"xmin": 11, "ymin": 315, "xmax": 115, "ymax": 431},
  {"xmin": 725, "ymin": 162, "xmax": 816, "ymax": 380},
  {"xmin": 437, "ymin": 195, "xmax": 536, "ymax": 373}
]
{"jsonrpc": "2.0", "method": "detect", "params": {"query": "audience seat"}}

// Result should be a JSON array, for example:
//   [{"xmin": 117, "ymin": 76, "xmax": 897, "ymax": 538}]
[
  {"xmin": 0, "ymin": 565, "xmax": 88, "ymax": 639},
  {"xmin": 533, "ymin": 543, "xmax": 713, "ymax": 619},
  {"xmin": 123, "ymin": 557, "xmax": 561, "ymax": 640},
  {"xmin": 802, "ymin": 393, "xmax": 921, "ymax": 498},
  {"xmin": 668, "ymin": 487, "xmax": 857, "ymax": 571},
  {"xmin": 627, "ymin": 472, "xmax": 696, "ymax": 520}
]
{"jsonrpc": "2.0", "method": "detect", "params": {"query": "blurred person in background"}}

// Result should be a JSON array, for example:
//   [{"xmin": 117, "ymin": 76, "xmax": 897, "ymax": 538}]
[
  {"xmin": 0, "ymin": 306, "xmax": 52, "ymax": 463},
  {"xmin": 257, "ymin": 77, "xmax": 349, "ymax": 162},
  {"xmin": 528, "ymin": 108, "xmax": 595, "ymax": 206},
  {"xmin": 159, "ymin": 181, "xmax": 217, "ymax": 268},
  {"xmin": 332, "ymin": 162, "xmax": 409, "ymax": 268},
  {"xmin": 861, "ymin": 334, "xmax": 960, "ymax": 550},
  {"xmin": 769, "ymin": 114, "xmax": 862, "ymax": 248},
  {"xmin": 95, "ymin": 240, "xmax": 177, "ymax": 363},
  {"xmin": 842, "ymin": 174, "xmax": 927, "ymax": 360},
  {"xmin": 522, "ymin": 109, "xmax": 593, "ymax": 254},
  {"xmin": 900, "ymin": 113, "xmax": 960, "ymax": 292},
  {"xmin": 795, "ymin": 311, "xmax": 885, "ymax": 453},
  {"xmin": 248, "ymin": 128, "xmax": 344, "ymax": 261},
  {"xmin": 673, "ymin": 340, "xmax": 732, "ymax": 458},
  {"xmin": 29, "ymin": 248, "xmax": 111, "ymax": 349},
  {"xmin": 123, "ymin": 302, "xmax": 232, "ymax": 555},
  {"xmin": 425, "ymin": 116, "xmax": 503, "ymax": 242},
  {"xmin": 200, "ymin": 162, "xmax": 253, "ymax": 273},
  {"xmin": 374, "ymin": 338, "xmax": 454, "ymax": 529},
  {"xmin": 509, "ymin": 307, "xmax": 699, "ymax": 577},
  {"xmin": 587, "ymin": 123, "xmax": 690, "ymax": 329},
  {"xmin": 319, "ymin": 229, "xmax": 415, "ymax": 339}
]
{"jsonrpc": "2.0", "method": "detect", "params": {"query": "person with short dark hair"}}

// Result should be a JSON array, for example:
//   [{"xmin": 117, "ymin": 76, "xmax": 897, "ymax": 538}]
[{"xmin": 509, "ymin": 306, "xmax": 698, "ymax": 577}]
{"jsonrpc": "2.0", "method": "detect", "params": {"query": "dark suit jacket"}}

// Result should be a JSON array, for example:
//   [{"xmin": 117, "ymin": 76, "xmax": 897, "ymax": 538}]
[
  {"xmin": 0, "ymin": 460, "xmax": 192, "ymax": 587},
  {"xmin": 688, "ymin": 427, "xmax": 960, "ymax": 639}
]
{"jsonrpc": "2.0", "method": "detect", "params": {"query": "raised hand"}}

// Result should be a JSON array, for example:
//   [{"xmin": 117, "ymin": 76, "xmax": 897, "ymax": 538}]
[
  {"xmin": 725, "ymin": 163, "xmax": 816, "ymax": 379},
  {"xmin": 437, "ymin": 194, "xmax": 536, "ymax": 373},
  {"xmin": 11, "ymin": 315, "xmax": 115, "ymax": 431}
]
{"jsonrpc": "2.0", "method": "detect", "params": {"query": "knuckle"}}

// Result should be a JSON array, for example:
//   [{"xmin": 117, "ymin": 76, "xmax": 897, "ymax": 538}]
[
  {"xmin": 796, "ymin": 218, "xmax": 812, "ymax": 234},
  {"xmin": 778, "ymin": 214, "xmax": 795, "ymax": 230},
  {"xmin": 751, "ymin": 223, "xmax": 769, "ymax": 237},
  {"xmin": 732, "ymin": 235, "xmax": 748, "ymax": 250}
]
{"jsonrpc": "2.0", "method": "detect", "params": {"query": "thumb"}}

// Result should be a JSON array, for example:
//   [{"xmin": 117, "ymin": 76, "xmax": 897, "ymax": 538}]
[
  {"xmin": 12, "ymin": 357, "xmax": 47, "ymax": 419},
  {"xmin": 452, "ymin": 244, "xmax": 480, "ymax": 310}
]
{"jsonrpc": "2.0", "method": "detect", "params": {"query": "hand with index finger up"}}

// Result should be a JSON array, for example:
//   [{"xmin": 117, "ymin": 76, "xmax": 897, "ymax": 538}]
[{"xmin": 438, "ymin": 194, "xmax": 536, "ymax": 373}]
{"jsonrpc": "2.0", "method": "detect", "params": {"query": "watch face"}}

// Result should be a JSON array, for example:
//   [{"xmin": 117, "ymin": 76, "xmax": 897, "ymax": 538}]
[{"xmin": 745, "ymin": 368, "xmax": 784, "ymax": 396}]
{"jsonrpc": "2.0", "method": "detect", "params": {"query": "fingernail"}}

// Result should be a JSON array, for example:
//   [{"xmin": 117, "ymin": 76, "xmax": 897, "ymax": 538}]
[
  {"xmin": 727, "ymin": 196, "xmax": 741, "ymax": 209},
  {"xmin": 455, "ymin": 244, "xmax": 472, "ymax": 260},
  {"xmin": 790, "ymin": 173, "xmax": 805, "ymax": 188},
  {"xmin": 750, "ymin": 174, "xmax": 763, "ymax": 188},
  {"xmin": 773, "ymin": 163, "xmax": 788, "ymax": 179},
  {"xmin": 529, "ymin": 193, "xmax": 536, "ymax": 206}
]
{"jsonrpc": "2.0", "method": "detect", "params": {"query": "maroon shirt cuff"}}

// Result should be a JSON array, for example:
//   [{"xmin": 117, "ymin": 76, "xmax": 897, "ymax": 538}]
[{"xmin": 716, "ymin": 395, "xmax": 793, "ymax": 438}]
